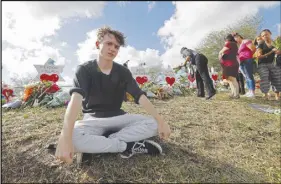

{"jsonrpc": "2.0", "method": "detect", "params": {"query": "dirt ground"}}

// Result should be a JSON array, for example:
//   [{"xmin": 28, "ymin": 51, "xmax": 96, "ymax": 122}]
[{"xmin": 2, "ymin": 92, "xmax": 281, "ymax": 183}]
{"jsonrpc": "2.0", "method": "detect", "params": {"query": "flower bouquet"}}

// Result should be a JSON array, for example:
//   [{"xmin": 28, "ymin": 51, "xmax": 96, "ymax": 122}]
[{"xmin": 21, "ymin": 74, "xmax": 61, "ymax": 108}]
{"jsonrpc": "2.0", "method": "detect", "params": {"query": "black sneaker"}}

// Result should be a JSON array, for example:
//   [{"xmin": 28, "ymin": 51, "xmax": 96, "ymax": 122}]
[
  {"xmin": 206, "ymin": 91, "xmax": 216, "ymax": 100},
  {"xmin": 120, "ymin": 140, "xmax": 163, "ymax": 158},
  {"xmin": 197, "ymin": 94, "xmax": 205, "ymax": 98}
]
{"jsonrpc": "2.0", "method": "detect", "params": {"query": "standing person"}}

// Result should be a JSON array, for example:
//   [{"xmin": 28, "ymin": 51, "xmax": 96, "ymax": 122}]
[
  {"xmin": 180, "ymin": 47, "xmax": 216, "ymax": 99},
  {"xmin": 256, "ymin": 29, "xmax": 281, "ymax": 101},
  {"xmin": 233, "ymin": 32, "xmax": 256, "ymax": 98},
  {"xmin": 218, "ymin": 34, "xmax": 240, "ymax": 99},
  {"xmin": 54, "ymin": 26, "xmax": 171, "ymax": 164},
  {"xmin": 253, "ymin": 36, "xmax": 270, "ymax": 97}
]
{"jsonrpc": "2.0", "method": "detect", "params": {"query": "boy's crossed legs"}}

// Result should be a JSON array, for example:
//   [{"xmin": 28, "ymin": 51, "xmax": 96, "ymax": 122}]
[{"xmin": 72, "ymin": 113, "xmax": 162, "ymax": 159}]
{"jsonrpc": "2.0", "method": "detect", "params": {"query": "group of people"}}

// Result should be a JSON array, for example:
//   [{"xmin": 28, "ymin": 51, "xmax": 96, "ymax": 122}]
[
  {"xmin": 219, "ymin": 29, "xmax": 281, "ymax": 100},
  {"xmin": 52, "ymin": 26, "xmax": 280, "ymax": 165},
  {"xmin": 179, "ymin": 29, "xmax": 281, "ymax": 101}
]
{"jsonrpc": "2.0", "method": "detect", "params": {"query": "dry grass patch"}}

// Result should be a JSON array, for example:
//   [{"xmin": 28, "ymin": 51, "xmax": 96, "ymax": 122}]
[{"xmin": 2, "ymin": 92, "xmax": 280, "ymax": 183}]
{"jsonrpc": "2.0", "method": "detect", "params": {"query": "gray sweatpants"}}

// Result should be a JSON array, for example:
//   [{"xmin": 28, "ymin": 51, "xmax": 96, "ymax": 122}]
[{"xmin": 72, "ymin": 113, "xmax": 158, "ymax": 153}]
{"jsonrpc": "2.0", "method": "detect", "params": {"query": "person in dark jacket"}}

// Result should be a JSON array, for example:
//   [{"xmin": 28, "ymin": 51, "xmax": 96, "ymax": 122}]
[{"xmin": 180, "ymin": 47, "xmax": 216, "ymax": 99}]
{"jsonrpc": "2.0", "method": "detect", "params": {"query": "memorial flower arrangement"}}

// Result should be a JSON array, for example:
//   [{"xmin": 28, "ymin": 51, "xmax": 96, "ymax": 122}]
[
  {"xmin": 21, "ymin": 74, "xmax": 61, "ymax": 107},
  {"xmin": 123, "ymin": 74, "xmax": 199, "ymax": 102}
]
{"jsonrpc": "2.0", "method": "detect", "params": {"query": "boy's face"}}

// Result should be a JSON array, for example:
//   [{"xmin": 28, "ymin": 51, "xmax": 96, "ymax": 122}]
[{"xmin": 96, "ymin": 33, "xmax": 120, "ymax": 61}]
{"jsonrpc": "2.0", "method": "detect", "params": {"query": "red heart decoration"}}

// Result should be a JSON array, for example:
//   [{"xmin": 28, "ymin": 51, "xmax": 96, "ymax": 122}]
[
  {"xmin": 136, "ymin": 76, "xmax": 148, "ymax": 85},
  {"xmin": 166, "ymin": 77, "xmax": 175, "ymax": 86},
  {"xmin": 212, "ymin": 74, "xmax": 218, "ymax": 81},
  {"xmin": 2, "ymin": 89, "xmax": 13, "ymax": 102},
  {"xmin": 136, "ymin": 76, "xmax": 144, "ymax": 84},
  {"xmin": 40, "ymin": 74, "xmax": 48, "ymax": 81},
  {"xmin": 2, "ymin": 89, "xmax": 13, "ymax": 96},
  {"xmin": 51, "ymin": 74, "xmax": 59, "ymax": 82},
  {"xmin": 40, "ymin": 73, "xmax": 59, "ymax": 82},
  {"xmin": 142, "ymin": 76, "xmax": 148, "ymax": 83},
  {"xmin": 188, "ymin": 75, "xmax": 195, "ymax": 83},
  {"xmin": 2, "ymin": 89, "xmax": 8, "ymax": 99}
]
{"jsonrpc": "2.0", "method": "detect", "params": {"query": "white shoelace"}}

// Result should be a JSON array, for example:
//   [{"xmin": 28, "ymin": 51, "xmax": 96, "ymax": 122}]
[
  {"xmin": 120, "ymin": 141, "xmax": 148, "ymax": 159},
  {"xmin": 131, "ymin": 142, "xmax": 148, "ymax": 154}
]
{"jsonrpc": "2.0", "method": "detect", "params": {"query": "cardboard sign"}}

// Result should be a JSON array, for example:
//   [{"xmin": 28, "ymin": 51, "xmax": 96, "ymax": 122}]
[{"xmin": 34, "ymin": 58, "xmax": 65, "ymax": 82}]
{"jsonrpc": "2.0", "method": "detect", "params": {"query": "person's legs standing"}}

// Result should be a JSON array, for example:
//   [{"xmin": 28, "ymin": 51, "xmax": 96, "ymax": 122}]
[
  {"xmin": 258, "ymin": 63, "xmax": 271, "ymax": 99},
  {"xmin": 227, "ymin": 77, "xmax": 235, "ymax": 97},
  {"xmin": 229, "ymin": 76, "xmax": 239, "ymax": 97},
  {"xmin": 269, "ymin": 64, "xmax": 281, "ymax": 101},
  {"xmin": 195, "ymin": 70, "xmax": 205, "ymax": 97},
  {"xmin": 195, "ymin": 54, "xmax": 216, "ymax": 99},
  {"xmin": 237, "ymin": 71, "xmax": 245, "ymax": 95},
  {"xmin": 239, "ymin": 59, "xmax": 255, "ymax": 97}
]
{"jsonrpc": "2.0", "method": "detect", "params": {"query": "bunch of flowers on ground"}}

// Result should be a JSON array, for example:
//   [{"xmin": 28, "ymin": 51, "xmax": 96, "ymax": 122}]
[{"xmin": 21, "ymin": 74, "xmax": 60, "ymax": 108}]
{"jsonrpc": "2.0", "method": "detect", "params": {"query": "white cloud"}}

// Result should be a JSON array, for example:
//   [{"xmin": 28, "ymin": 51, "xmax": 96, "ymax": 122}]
[
  {"xmin": 76, "ymin": 29, "xmax": 163, "ymax": 68},
  {"xmin": 2, "ymin": 46, "xmax": 67, "ymax": 79},
  {"xmin": 57, "ymin": 75, "xmax": 73, "ymax": 86},
  {"xmin": 2, "ymin": 1, "xmax": 107, "ymax": 83},
  {"xmin": 148, "ymin": 1, "xmax": 156, "ymax": 12},
  {"xmin": 115, "ymin": 47, "xmax": 163, "ymax": 68},
  {"xmin": 117, "ymin": 1, "xmax": 131, "ymax": 7},
  {"xmin": 76, "ymin": 29, "xmax": 100, "ymax": 64},
  {"xmin": 61, "ymin": 42, "xmax": 68, "ymax": 47},
  {"xmin": 157, "ymin": 1, "xmax": 280, "ymax": 67},
  {"xmin": 3, "ymin": 1, "xmax": 106, "ymax": 48}
]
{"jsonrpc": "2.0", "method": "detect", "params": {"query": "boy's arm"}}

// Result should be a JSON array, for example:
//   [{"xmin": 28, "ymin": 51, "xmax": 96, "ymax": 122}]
[
  {"xmin": 138, "ymin": 94, "xmax": 171, "ymax": 140},
  {"xmin": 55, "ymin": 93, "xmax": 82, "ymax": 164},
  {"xmin": 61, "ymin": 92, "xmax": 83, "ymax": 137},
  {"xmin": 55, "ymin": 65, "xmax": 91, "ymax": 164},
  {"xmin": 124, "ymin": 68, "xmax": 171, "ymax": 140},
  {"xmin": 138, "ymin": 94, "xmax": 163, "ymax": 124}
]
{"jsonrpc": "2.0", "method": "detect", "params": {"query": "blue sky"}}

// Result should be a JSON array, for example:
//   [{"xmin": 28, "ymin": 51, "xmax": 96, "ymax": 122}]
[
  {"xmin": 2, "ymin": 1, "xmax": 281, "ymax": 84},
  {"xmin": 57, "ymin": 2, "xmax": 280, "ymax": 55},
  {"xmin": 259, "ymin": 4, "xmax": 281, "ymax": 36},
  {"xmin": 56, "ymin": 2, "xmax": 174, "ymax": 54}
]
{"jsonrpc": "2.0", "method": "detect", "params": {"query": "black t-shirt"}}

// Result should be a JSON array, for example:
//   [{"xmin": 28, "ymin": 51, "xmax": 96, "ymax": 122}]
[
  {"xmin": 69, "ymin": 60, "xmax": 146, "ymax": 118},
  {"xmin": 257, "ymin": 42, "xmax": 275, "ymax": 64}
]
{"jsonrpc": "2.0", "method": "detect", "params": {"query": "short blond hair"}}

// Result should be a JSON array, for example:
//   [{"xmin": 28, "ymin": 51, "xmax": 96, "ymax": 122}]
[{"xmin": 97, "ymin": 26, "xmax": 126, "ymax": 46}]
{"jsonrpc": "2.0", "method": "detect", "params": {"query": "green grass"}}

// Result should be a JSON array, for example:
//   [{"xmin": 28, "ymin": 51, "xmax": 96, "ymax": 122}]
[{"xmin": 2, "ymin": 92, "xmax": 281, "ymax": 183}]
